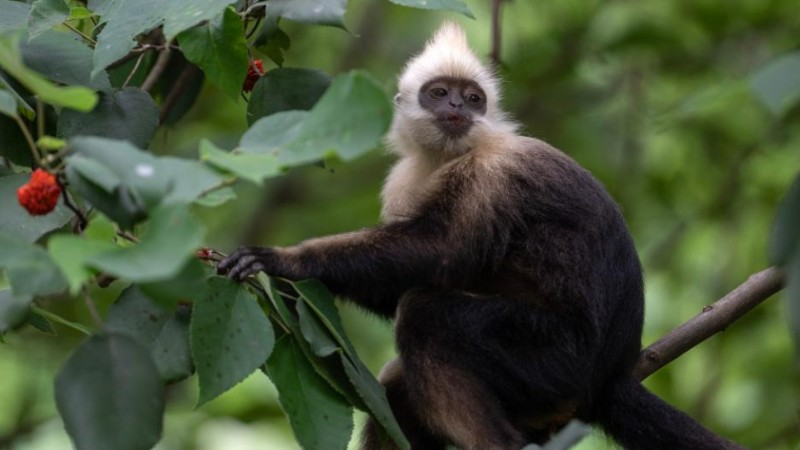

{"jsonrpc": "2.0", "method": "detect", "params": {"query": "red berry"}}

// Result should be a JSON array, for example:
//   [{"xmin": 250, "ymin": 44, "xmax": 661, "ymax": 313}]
[
  {"xmin": 17, "ymin": 169, "xmax": 61, "ymax": 216},
  {"xmin": 243, "ymin": 59, "xmax": 265, "ymax": 93},
  {"xmin": 196, "ymin": 248, "xmax": 212, "ymax": 260}
]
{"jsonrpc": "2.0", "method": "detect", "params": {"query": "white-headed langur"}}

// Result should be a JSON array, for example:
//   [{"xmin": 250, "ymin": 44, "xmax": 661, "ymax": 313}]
[{"xmin": 219, "ymin": 23, "xmax": 745, "ymax": 450}]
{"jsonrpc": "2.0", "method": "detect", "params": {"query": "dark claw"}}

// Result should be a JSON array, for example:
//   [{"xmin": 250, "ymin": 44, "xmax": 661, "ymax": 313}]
[{"xmin": 217, "ymin": 246, "xmax": 274, "ymax": 281}]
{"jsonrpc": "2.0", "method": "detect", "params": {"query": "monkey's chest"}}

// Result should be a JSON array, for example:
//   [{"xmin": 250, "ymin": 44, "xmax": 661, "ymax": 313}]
[{"xmin": 380, "ymin": 157, "xmax": 439, "ymax": 222}]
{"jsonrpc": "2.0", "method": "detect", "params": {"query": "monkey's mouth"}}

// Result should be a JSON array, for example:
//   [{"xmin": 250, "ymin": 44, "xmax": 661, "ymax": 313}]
[{"xmin": 436, "ymin": 113, "xmax": 473, "ymax": 137}]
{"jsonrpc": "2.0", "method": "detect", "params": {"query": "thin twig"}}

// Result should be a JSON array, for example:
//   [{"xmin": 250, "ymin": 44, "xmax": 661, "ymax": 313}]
[
  {"xmin": 140, "ymin": 44, "xmax": 172, "ymax": 93},
  {"xmin": 634, "ymin": 267, "xmax": 786, "ymax": 380},
  {"xmin": 56, "ymin": 174, "xmax": 88, "ymax": 232},
  {"xmin": 35, "ymin": 99, "xmax": 44, "ymax": 142},
  {"xmin": 13, "ymin": 116, "xmax": 41, "ymax": 167},
  {"xmin": 122, "ymin": 52, "xmax": 147, "ymax": 89},
  {"xmin": 64, "ymin": 22, "xmax": 96, "ymax": 46}
]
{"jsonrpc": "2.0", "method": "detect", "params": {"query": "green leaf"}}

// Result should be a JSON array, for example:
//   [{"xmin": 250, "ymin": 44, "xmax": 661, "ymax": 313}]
[
  {"xmin": 25, "ymin": 310, "xmax": 56, "ymax": 334},
  {"xmin": 59, "ymin": 88, "xmax": 159, "ymax": 148},
  {"xmin": 266, "ymin": 0, "xmax": 347, "ymax": 29},
  {"xmin": 0, "ymin": 289, "xmax": 33, "ymax": 333},
  {"xmin": 769, "ymin": 175, "xmax": 800, "ymax": 266},
  {"xmin": 240, "ymin": 110, "xmax": 307, "ymax": 155},
  {"xmin": 296, "ymin": 298, "xmax": 339, "ymax": 357},
  {"xmin": 194, "ymin": 186, "xmax": 236, "ymax": 207},
  {"xmin": 0, "ymin": 0, "xmax": 30, "ymax": 33},
  {"xmin": 288, "ymin": 279, "xmax": 407, "ymax": 448},
  {"xmin": 199, "ymin": 139, "xmax": 281, "ymax": 184},
  {"xmin": 191, "ymin": 277, "xmax": 274, "ymax": 405},
  {"xmin": 48, "ymin": 234, "xmax": 117, "ymax": 295},
  {"xmin": 68, "ymin": 6, "xmax": 94, "ymax": 20},
  {"xmin": 750, "ymin": 51, "xmax": 800, "ymax": 118},
  {"xmin": 90, "ymin": 0, "xmax": 238, "ymax": 79},
  {"xmin": 28, "ymin": 0, "xmax": 70, "ymax": 38},
  {"xmin": 292, "ymin": 279, "xmax": 356, "ymax": 357},
  {"xmin": 247, "ymin": 67, "xmax": 332, "ymax": 125},
  {"xmin": 88, "ymin": 204, "xmax": 205, "ymax": 283},
  {"xmin": 540, "ymin": 420, "xmax": 590, "ymax": 450},
  {"xmin": 22, "ymin": 30, "xmax": 112, "ymax": 91},
  {"xmin": 0, "ymin": 74, "xmax": 35, "ymax": 120},
  {"xmin": 0, "ymin": 33, "xmax": 97, "ymax": 111},
  {"xmin": 55, "ymin": 333, "xmax": 165, "ymax": 450},
  {"xmin": 388, "ymin": 0, "xmax": 475, "ymax": 18},
  {"xmin": 341, "ymin": 355, "xmax": 409, "ymax": 450},
  {"xmin": 105, "ymin": 286, "xmax": 194, "ymax": 383},
  {"xmin": 0, "ymin": 231, "xmax": 68, "ymax": 296},
  {"xmin": 178, "ymin": 7, "xmax": 247, "ymax": 100},
  {"xmin": 240, "ymin": 71, "xmax": 392, "ymax": 166},
  {"xmin": 0, "ymin": 89, "xmax": 16, "ymax": 118},
  {"xmin": 265, "ymin": 335, "xmax": 354, "ymax": 450},
  {"xmin": 139, "ymin": 259, "xmax": 212, "ymax": 308},
  {"xmin": 254, "ymin": 16, "xmax": 290, "ymax": 67}
]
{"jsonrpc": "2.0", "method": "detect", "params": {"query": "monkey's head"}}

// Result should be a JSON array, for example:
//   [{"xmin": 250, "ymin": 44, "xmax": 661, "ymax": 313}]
[{"xmin": 387, "ymin": 22, "xmax": 517, "ymax": 159}]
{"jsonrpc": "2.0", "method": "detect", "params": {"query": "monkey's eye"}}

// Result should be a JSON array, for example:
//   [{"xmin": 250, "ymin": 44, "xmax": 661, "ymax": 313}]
[
  {"xmin": 466, "ymin": 93, "xmax": 482, "ymax": 104},
  {"xmin": 430, "ymin": 87, "xmax": 448, "ymax": 98}
]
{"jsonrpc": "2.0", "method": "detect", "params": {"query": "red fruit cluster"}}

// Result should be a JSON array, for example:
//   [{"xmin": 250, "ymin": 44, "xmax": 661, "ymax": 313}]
[
  {"xmin": 243, "ymin": 59, "xmax": 265, "ymax": 93},
  {"xmin": 17, "ymin": 169, "xmax": 61, "ymax": 216}
]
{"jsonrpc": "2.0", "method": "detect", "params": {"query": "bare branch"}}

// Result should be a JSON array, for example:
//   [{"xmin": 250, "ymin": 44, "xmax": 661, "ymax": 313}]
[
  {"xmin": 140, "ymin": 44, "xmax": 172, "ymax": 93},
  {"xmin": 635, "ymin": 266, "xmax": 786, "ymax": 380}
]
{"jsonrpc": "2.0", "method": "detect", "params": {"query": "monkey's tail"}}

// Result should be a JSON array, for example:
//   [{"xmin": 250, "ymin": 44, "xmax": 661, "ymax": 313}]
[{"xmin": 594, "ymin": 375, "xmax": 746, "ymax": 450}]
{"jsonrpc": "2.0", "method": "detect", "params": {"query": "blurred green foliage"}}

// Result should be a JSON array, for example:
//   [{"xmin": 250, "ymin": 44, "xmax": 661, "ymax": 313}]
[{"xmin": 2, "ymin": 0, "xmax": 800, "ymax": 449}]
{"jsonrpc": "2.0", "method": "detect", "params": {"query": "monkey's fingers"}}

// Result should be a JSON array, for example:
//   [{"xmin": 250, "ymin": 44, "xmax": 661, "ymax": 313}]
[{"xmin": 217, "ymin": 247, "xmax": 273, "ymax": 280}]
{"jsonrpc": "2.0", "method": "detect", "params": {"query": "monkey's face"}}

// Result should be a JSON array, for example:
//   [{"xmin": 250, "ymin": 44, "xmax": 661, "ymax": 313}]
[{"xmin": 417, "ymin": 77, "xmax": 487, "ymax": 139}]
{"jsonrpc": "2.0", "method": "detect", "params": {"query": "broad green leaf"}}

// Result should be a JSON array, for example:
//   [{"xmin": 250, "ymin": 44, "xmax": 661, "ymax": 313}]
[
  {"xmin": 105, "ymin": 286, "xmax": 194, "ymax": 383},
  {"xmin": 0, "ymin": 33, "xmax": 97, "ymax": 111},
  {"xmin": 266, "ymin": 0, "xmax": 346, "ymax": 29},
  {"xmin": 296, "ymin": 298, "xmax": 339, "ymax": 357},
  {"xmin": 158, "ymin": 156, "xmax": 225, "ymax": 205},
  {"xmin": 0, "ymin": 289, "xmax": 33, "ymax": 332},
  {"xmin": 0, "ymin": 89, "xmax": 16, "ymax": 118},
  {"xmin": 0, "ymin": 174, "xmax": 72, "ymax": 242},
  {"xmin": 0, "ymin": 114, "xmax": 32, "ymax": 166},
  {"xmin": 25, "ymin": 310, "xmax": 56, "ymax": 334},
  {"xmin": 139, "ymin": 259, "xmax": 212, "ymax": 308},
  {"xmin": 0, "ymin": 231, "xmax": 68, "ymax": 296},
  {"xmin": 240, "ymin": 110, "xmax": 307, "ymax": 155},
  {"xmin": 22, "ymin": 30, "xmax": 112, "ymax": 91},
  {"xmin": 0, "ymin": 74, "xmax": 35, "ymax": 120},
  {"xmin": 28, "ymin": 0, "xmax": 70, "ymax": 38},
  {"xmin": 199, "ymin": 139, "xmax": 281, "ymax": 185},
  {"xmin": 247, "ymin": 67, "xmax": 331, "ymax": 125},
  {"xmin": 254, "ymin": 16, "xmax": 290, "ymax": 67},
  {"xmin": 265, "ymin": 335, "xmax": 354, "ymax": 450},
  {"xmin": 48, "ymin": 234, "xmax": 117, "ymax": 295},
  {"xmin": 388, "ymin": 0, "xmax": 474, "ymax": 18},
  {"xmin": 88, "ymin": 204, "xmax": 205, "ymax": 283},
  {"xmin": 341, "ymin": 355, "xmax": 409, "ymax": 450},
  {"xmin": 750, "ymin": 51, "xmax": 800, "ymax": 118},
  {"xmin": 69, "ymin": 6, "xmax": 94, "ymax": 20},
  {"xmin": 65, "ymin": 157, "xmax": 146, "ymax": 229},
  {"xmin": 191, "ymin": 277, "xmax": 274, "ymax": 405},
  {"xmin": 178, "ymin": 7, "xmax": 247, "ymax": 100},
  {"xmin": 240, "ymin": 71, "xmax": 392, "ymax": 166},
  {"xmin": 194, "ymin": 186, "xmax": 237, "ymax": 207},
  {"xmin": 292, "ymin": 279, "xmax": 357, "ymax": 357},
  {"xmin": 769, "ymin": 174, "xmax": 800, "ymax": 266},
  {"xmin": 90, "ymin": 0, "xmax": 238, "ymax": 79},
  {"xmin": 0, "ymin": 0, "xmax": 30, "ymax": 33},
  {"xmin": 59, "ymin": 88, "xmax": 159, "ymax": 148},
  {"xmin": 55, "ymin": 333, "xmax": 165, "ymax": 450}
]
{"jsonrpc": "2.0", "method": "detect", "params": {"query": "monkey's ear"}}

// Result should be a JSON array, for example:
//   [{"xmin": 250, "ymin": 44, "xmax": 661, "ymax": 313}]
[{"xmin": 394, "ymin": 93, "xmax": 402, "ymax": 104}]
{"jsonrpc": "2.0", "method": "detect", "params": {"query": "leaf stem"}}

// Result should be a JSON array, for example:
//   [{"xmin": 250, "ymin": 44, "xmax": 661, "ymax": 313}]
[
  {"xmin": 56, "ymin": 174, "xmax": 88, "ymax": 232},
  {"xmin": 64, "ymin": 22, "xmax": 96, "ymax": 46},
  {"xmin": 31, "ymin": 306, "xmax": 93, "ymax": 336},
  {"xmin": 13, "ymin": 116, "xmax": 42, "ymax": 167},
  {"xmin": 122, "ymin": 52, "xmax": 147, "ymax": 89}
]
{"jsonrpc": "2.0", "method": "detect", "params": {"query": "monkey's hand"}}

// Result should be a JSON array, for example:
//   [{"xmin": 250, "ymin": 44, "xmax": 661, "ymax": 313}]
[{"xmin": 217, "ymin": 246, "xmax": 280, "ymax": 281}]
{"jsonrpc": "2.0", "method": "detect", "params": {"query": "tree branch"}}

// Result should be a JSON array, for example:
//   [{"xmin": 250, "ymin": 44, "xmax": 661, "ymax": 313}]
[
  {"xmin": 140, "ymin": 44, "xmax": 172, "ymax": 93},
  {"xmin": 635, "ymin": 266, "xmax": 786, "ymax": 380}
]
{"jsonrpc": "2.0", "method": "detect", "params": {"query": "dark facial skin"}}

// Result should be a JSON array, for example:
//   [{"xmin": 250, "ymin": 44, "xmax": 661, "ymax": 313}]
[{"xmin": 418, "ymin": 77, "xmax": 487, "ymax": 138}]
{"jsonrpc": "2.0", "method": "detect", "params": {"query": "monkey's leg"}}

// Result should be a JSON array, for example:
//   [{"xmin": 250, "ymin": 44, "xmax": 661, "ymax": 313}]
[
  {"xmin": 361, "ymin": 359, "xmax": 447, "ymax": 450},
  {"xmin": 394, "ymin": 289, "xmax": 539, "ymax": 450}
]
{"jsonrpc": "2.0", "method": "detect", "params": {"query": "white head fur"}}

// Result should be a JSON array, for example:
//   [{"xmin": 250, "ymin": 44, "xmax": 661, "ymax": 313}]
[{"xmin": 386, "ymin": 22, "xmax": 517, "ymax": 160}]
